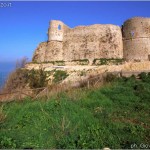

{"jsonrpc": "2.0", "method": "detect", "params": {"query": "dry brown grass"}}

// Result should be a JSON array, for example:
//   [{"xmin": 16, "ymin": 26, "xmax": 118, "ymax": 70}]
[{"xmin": 0, "ymin": 105, "xmax": 6, "ymax": 123}]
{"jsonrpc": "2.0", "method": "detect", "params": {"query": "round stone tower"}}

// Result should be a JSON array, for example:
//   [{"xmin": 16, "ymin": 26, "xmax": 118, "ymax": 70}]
[
  {"xmin": 123, "ymin": 17, "xmax": 150, "ymax": 61},
  {"xmin": 48, "ymin": 20, "xmax": 68, "ymax": 41}
]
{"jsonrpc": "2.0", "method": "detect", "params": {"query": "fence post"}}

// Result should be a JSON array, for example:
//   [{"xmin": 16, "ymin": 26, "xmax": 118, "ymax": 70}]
[{"xmin": 87, "ymin": 80, "xmax": 90, "ymax": 89}]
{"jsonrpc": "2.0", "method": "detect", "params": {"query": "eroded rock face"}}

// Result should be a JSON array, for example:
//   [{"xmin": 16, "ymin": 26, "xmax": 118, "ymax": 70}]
[
  {"xmin": 32, "ymin": 42, "xmax": 47, "ymax": 63},
  {"xmin": 32, "ymin": 20, "xmax": 123, "ymax": 63}
]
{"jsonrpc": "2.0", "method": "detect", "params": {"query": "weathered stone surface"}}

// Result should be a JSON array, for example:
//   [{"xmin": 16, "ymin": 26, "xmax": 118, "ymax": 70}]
[
  {"xmin": 32, "ymin": 42, "xmax": 47, "ymax": 63},
  {"xmin": 45, "ymin": 41, "xmax": 63, "ymax": 61},
  {"xmin": 63, "ymin": 24, "xmax": 123, "ymax": 62},
  {"xmin": 33, "ymin": 20, "xmax": 123, "ymax": 63},
  {"xmin": 32, "ymin": 17, "xmax": 150, "ymax": 63},
  {"xmin": 123, "ymin": 17, "xmax": 150, "ymax": 61}
]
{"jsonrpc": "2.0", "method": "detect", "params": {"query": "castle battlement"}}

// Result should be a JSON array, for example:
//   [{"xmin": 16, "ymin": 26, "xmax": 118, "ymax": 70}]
[{"xmin": 32, "ymin": 17, "xmax": 150, "ymax": 64}]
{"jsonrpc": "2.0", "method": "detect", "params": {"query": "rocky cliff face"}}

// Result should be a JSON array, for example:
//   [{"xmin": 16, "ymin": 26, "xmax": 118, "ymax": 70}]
[{"xmin": 32, "ymin": 42, "xmax": 47, "ymax": 63}]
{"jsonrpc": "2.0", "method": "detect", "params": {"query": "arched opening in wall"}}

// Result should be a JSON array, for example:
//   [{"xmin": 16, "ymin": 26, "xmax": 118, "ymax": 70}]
[{"xmin": 58, "ymin": 25, "xmax": 61, "ymax": 30}]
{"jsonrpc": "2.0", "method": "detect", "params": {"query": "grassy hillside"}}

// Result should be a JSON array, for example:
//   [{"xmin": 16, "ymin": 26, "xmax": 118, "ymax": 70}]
[{"xmin": 0, "ymin": 74, "xmax": 150, "ymax": 149}]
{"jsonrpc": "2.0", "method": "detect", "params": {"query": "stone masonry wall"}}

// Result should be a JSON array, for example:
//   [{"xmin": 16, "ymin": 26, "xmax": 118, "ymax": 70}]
[
  {"xmin": 63, "ymin": 24, "xmax": 123, "ymax": 62},
  {"xmin": 123, "ymin": 17, "xmax": 150, "ymax": 61},
  {"xmin": 33, "ymin": 20, "xmax": 123, "ymax": 63},
  {"xmin": 48, "ymin": 20, "xmax": 69, "ymax": 42},
  {"xmin": 44, "ymin": 41, "xmax": 63, "ymax": 61},
  {"xmin": 32, "ymin": 17, "xmax": 150, "ymax": 64}
]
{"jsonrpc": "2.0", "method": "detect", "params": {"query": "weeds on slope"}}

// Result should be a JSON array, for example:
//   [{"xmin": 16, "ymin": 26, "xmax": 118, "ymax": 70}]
[{"xmin": 0, "ymin": 73, "xmax": 150, "ymax": 149}]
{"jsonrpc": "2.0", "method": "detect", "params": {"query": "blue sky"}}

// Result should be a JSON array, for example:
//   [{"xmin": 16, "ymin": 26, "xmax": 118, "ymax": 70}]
[{"xmin": 0, "ymin": 1, "xmax": 150, "ymax": 62}]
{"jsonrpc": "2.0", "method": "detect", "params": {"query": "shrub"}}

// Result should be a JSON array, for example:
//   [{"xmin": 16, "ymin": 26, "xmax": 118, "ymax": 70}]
[
  {"xmin": 55, "ymin": 61, "xmax": 65, "ymax": 66},
  {"xmin": 53, "ymin": 70, "xmax": 69, "ymax": 83},
  {"xmin": 28, "ymin": 69, "xmax": 48, "ymax": 89},
  {"xmin": 72, "ymin": 59, "xmax": 89, "ymax": 65},
  {"xmin": 105, "ymin": 73, "xmax": 118, "ymax": 82},
  {"xmin": 93, "ymin": 58, "xmax": 124, "ymax": 65},
  {"xmin": 3, "ymin": 69, "xmax": 28, "ymax": 92},
  {"xmin": 80, "ymin": 70, "xmax": 86, "ymax": 76},
  {"xmin": 138, "ymin": 72, "xmax": 148, "ymax": 82}
]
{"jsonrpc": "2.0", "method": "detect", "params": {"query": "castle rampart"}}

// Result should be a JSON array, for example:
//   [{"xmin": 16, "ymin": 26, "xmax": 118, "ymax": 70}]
[{"xmin": 32, "ymin": 17, "xmax": 150, "ymax": 64}]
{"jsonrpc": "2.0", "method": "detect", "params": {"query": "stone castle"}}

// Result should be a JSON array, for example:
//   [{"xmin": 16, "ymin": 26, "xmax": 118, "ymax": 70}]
[{"xmin": 32, "ymin": 17, "xmax": 150, "ymax": 64}]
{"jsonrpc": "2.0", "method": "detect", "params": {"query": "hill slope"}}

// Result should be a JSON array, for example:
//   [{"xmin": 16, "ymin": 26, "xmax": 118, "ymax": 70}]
[{"xmin": 0, "ymin": 75, "xmax": 150, "ymax": 149}]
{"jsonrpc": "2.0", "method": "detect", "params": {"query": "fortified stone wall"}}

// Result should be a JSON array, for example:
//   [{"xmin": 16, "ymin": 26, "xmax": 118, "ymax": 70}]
[
  {"xmin": 63, "ymin": 24, "xmax": 123, "ymax": 62},
  {"xmin": 33, "ymin": 20, "xmax": 123, "ymax": 63},
  {"xmin": 45, "ymin": 41, "xmax": 63, "ymax": 61},
  {"xmin": 32, "ymin": 17, "xmax": 150, "ymax": 64},
  {"xmin": 123, "ymin": 17, "xmax": 150, "ymax": 61}
]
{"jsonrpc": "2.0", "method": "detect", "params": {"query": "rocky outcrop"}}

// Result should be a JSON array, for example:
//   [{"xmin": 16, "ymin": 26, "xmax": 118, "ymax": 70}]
[{"xmin": 32, "ymin": 42, "xmax": 47, "ymax": 63}]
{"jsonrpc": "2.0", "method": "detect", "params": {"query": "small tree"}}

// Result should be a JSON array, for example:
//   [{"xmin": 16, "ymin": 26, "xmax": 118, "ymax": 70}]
[{"xmin": 16, "ymin": 57, "xmax": 28, "ymax": 69}]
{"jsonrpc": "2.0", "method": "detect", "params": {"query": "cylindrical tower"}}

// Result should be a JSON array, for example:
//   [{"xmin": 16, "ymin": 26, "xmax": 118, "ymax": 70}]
[
  {"xmin": 123, "ymin": 17, "xmax": 150, "ymax": 61},
  {"xmin": 48, "ymin": 20, "xmax": 69, "ymax": 41}
]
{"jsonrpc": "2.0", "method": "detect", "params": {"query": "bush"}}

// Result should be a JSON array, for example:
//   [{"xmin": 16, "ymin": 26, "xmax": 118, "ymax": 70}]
[
  {"xmin": 72, "ymin": 59, "xmax": 89, "ymax": 65},
  {"xmin": 53, "ymin": 70, "xmax": 69, "ymax": 83},
  {"xmin": 93, "ymin": 58, "xmax": 124, "ymax": 65},
  {"xmin": 3, "ymin": 68, "xmax": 50, "ymax": 93},
  {"xmin": 138, "ymin": 72, "xmax": 148, "ymax": 82},
  {"xmin": 105, "ymin": 73, "xmax": 118, "ymax": 82},
  {"xmin": 3, "ymin": 69, "xmax": 28, "ymax": 92},
  {"xmin": 28, "ymin": 69, "xmax": 48, "ymax": 89}
]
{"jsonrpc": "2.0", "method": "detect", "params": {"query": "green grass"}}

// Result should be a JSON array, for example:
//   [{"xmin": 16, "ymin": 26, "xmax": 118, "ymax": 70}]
[{"xmin": 0, "ymin": 75, "xmax": 150, "ymax": 149}]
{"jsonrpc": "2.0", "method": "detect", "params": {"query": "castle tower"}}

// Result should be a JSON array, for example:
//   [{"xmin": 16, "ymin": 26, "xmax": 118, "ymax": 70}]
[
  {"xmin": 123, "ymin": 17, "xmax": 150, "ymax": 61},
  {"xmin": 48, "ymin": 20, "xmax": 65, "ymax": 41},
  {"xmin": 44, "ymin": 20, "xmax": 69, "ymax": 62}
]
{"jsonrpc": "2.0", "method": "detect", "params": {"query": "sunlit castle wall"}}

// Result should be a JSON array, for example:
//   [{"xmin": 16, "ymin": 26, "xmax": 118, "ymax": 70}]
[{"xmin": 123, "ymin": 17, "xmax": 150, "ymax": 61}]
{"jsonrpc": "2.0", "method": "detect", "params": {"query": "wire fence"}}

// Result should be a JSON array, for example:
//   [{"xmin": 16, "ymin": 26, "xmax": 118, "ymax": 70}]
[
  {"xmin": 0, "ymin": 73, "xmax": 106, "ymax": 102},
  {"xmin": 1, "ymin": 70, "xmax": 150, "ymax": 102}
]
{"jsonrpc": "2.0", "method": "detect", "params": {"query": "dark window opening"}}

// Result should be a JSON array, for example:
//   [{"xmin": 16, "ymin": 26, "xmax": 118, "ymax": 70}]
[{"xmin": 58, "ymin": 25, "xmax": 61, "ymax": 30}]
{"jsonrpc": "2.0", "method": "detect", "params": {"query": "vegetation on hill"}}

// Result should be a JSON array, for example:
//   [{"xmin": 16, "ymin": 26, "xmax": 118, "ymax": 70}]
[
  {"xmin": 3, "ymin": 68, "xmax": 69, "ymax": 93},
  {"xmin": 0, "ymin": 73, "xmax": 150, "ymax": 149}
]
